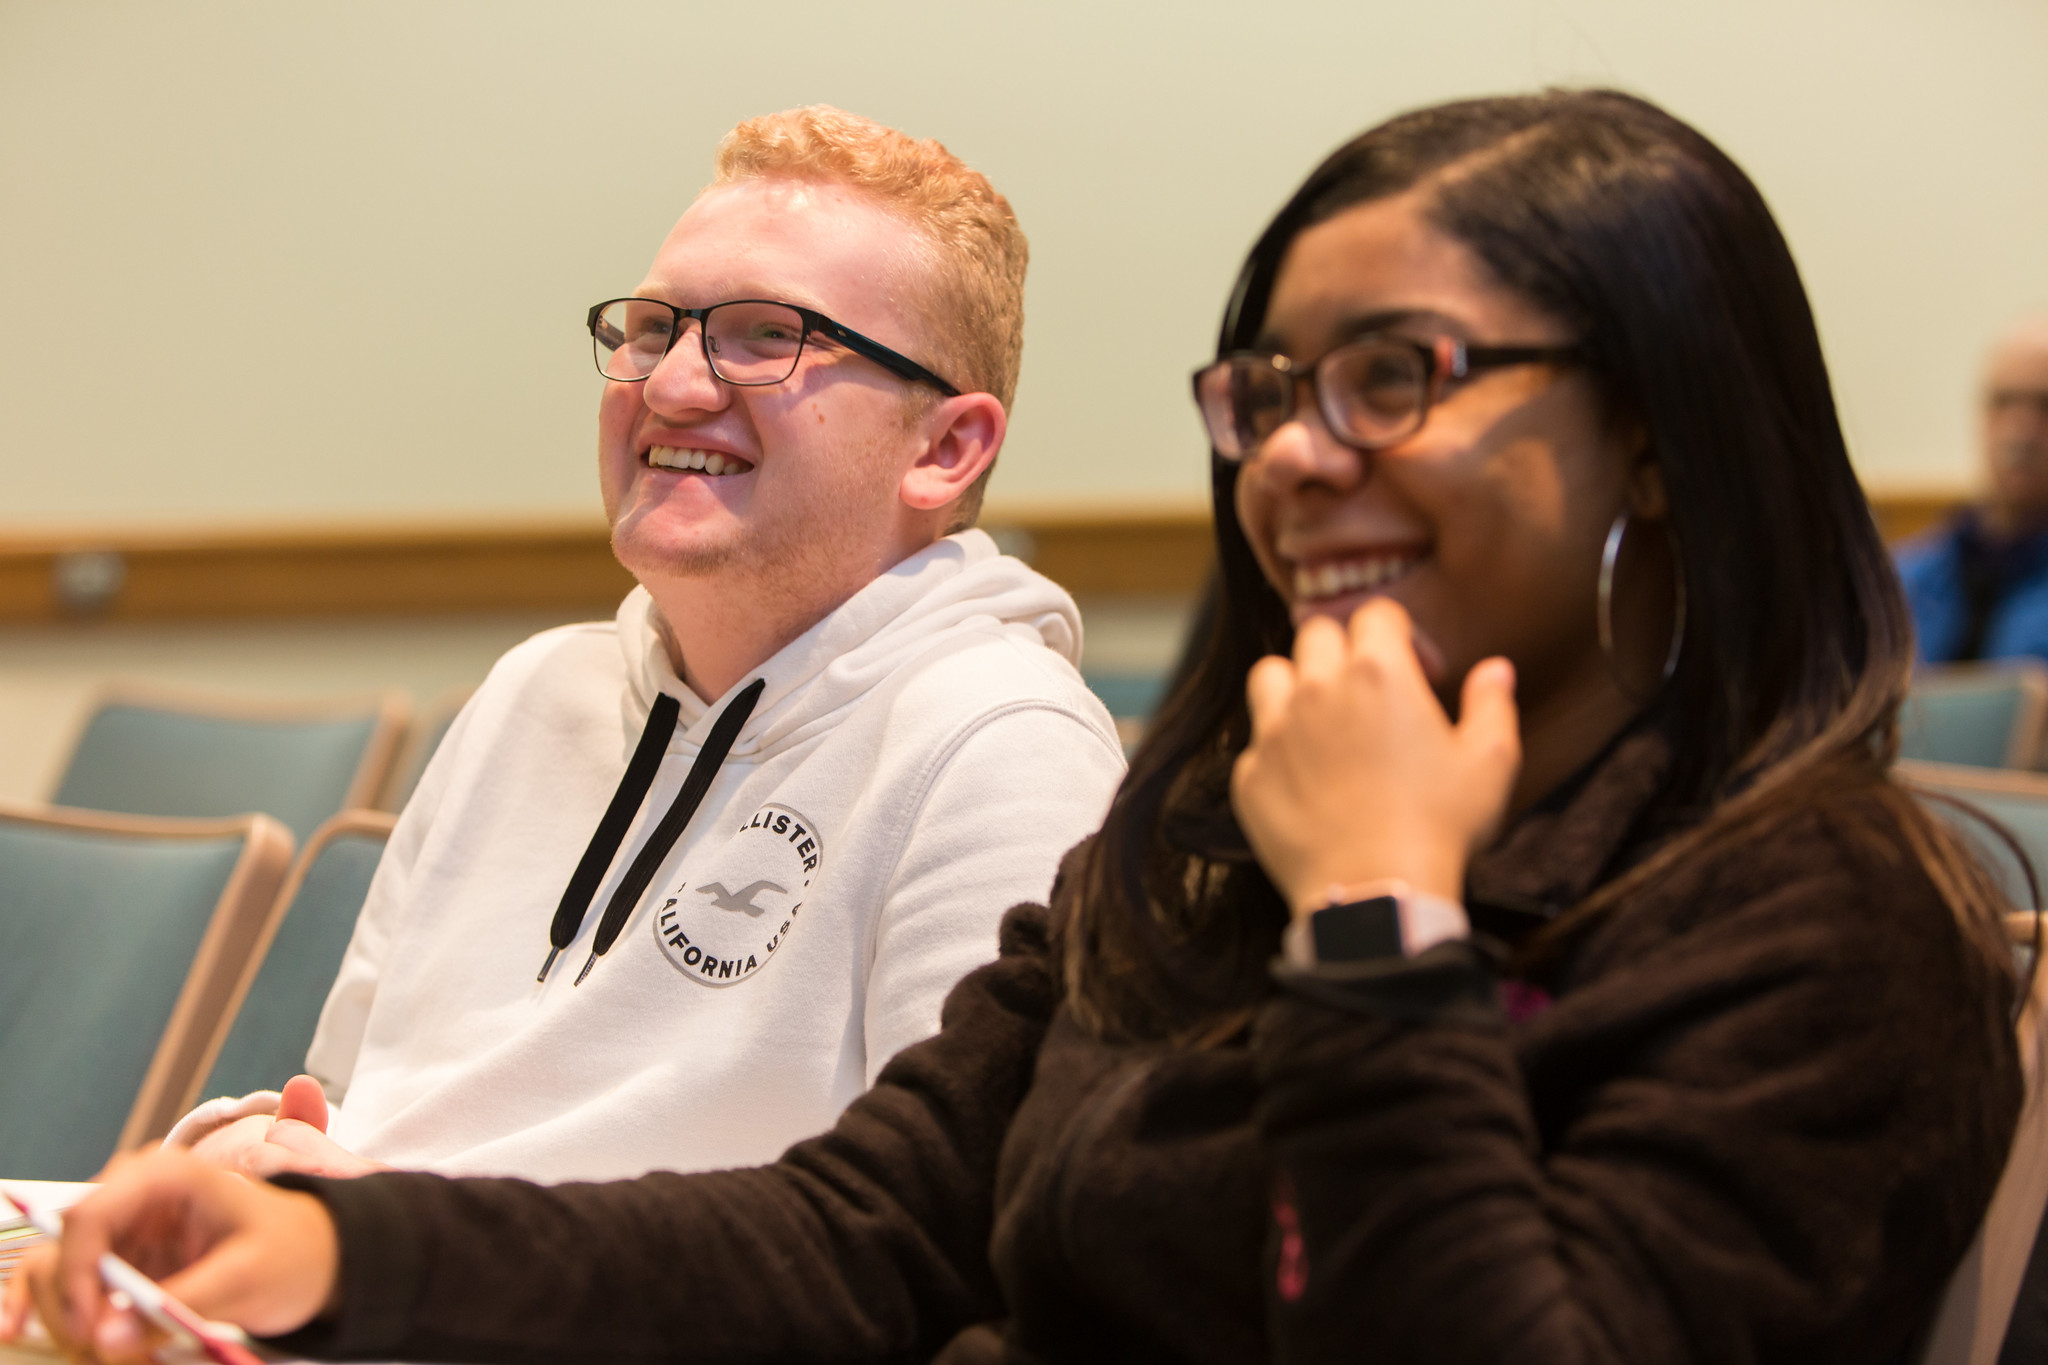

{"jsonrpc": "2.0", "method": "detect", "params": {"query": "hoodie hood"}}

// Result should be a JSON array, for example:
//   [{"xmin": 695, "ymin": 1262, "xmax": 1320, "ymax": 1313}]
[{"xmin": 617, "ymin": 529, "xmax": 1085, "ymax": 760}]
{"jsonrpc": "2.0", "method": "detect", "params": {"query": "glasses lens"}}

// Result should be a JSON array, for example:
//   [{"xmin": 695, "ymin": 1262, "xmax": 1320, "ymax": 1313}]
[
  {"xmin": 594, "ymin": 300, "xmax": 679, "ymax": 380},
  {"xmin": 1321, "ymin": 340, "xmax": 1428, "ymax": 447},
  {"xmin": 703, "ymin": 302, "xmax": 807, "ymax": 385},
  {"xmin": 1196, "ymin": 357, "xmax": 1292, "ymax": 459}
]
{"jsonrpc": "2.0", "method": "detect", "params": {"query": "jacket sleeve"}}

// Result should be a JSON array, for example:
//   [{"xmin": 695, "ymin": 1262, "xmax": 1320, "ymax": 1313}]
[
  {"xmin": 269, "ymin": 901, "xmax": 1064, "ymax": 1365},
  {"xmin": 1892, "ymin": 525, "xmax": 1965, "ymax": 664},
  {"xmin": 1252, "ymin": 850, "xmax": 2022, "ymax": 1365},
  {"xmin": 864, "ymin": 702, "xmax": 1124, "ymax": 1083}
]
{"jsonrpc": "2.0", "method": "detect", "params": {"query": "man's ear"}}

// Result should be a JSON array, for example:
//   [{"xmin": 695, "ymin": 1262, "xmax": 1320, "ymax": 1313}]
[{"xmin": 900, "ymin": 392, "xmax": 1006, "ymax": 513}]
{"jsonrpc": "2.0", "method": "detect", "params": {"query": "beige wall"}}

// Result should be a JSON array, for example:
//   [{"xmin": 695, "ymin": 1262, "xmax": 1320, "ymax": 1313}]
[{"xmin": 2, "ymin": 0, "xmax": 2045, "ymax": 531}]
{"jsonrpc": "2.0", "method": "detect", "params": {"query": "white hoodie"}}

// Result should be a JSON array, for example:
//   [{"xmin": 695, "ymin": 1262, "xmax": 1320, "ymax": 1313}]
[{"xmin": 303, "ymin": 531, "xmax": 1125, "ymax": 1182}]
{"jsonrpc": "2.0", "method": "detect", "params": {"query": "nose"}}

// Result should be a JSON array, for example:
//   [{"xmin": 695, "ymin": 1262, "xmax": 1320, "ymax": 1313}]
[
  {"xmin": 639, "ymin": 320, "xmax": 732, "ymax": 418},
  {"xmin": 1248, "ymin": 396, "xmax": 1369, "ymax": 494}
]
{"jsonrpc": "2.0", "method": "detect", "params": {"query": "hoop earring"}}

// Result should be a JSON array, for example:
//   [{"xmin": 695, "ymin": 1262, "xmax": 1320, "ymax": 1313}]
[{"xmin": 1597, "ymin": 511, "xmax": 1686, "ymax": 697}]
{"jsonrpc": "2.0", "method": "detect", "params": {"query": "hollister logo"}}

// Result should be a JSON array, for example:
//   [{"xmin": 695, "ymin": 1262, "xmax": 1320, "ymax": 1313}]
[{"xmin": 653, "ymin": 802, "xmax": 821, "ymax": 986}]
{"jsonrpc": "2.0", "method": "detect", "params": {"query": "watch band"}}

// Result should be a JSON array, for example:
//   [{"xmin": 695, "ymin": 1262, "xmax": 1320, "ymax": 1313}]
[{"xmin": 1282, "ymin": 879, "xmax": 1471, "ymax": 966}]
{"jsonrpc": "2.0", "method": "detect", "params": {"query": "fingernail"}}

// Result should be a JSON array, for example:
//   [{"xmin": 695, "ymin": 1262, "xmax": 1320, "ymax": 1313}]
[{"xmin": 96, "ymin": 1310, "xmax": 140, "ymax": 1355}]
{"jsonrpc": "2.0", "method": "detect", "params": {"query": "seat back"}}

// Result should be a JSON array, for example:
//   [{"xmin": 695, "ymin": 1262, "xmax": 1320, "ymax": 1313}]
[
  {"xmin": 194, "ymin": 810, "xmax": 395, "ymax": 1101},
  {"xmin": 377, "ymin": 686, "xmax": 473, "ymax": 811},
  {"xmin": 53, "ymin": 683, "xmax": 409, "ymax": 843},
  {"xmin": 1901, "ymin": 662, "xmax": 2048, "ymax": 771},
  {"xmin": 0, "ymin": 805, "xmax": 293, "ymax": 1179},
  {"xmin": 1083, "ymin": 669, "xmax": 1168, "ymax": 754},
  {"xmin": 1902, "ymin": 761, "xmax": 2048, "ymax": 908},
  {"xmin": 1903, "ymin": 762, "xmax": 2048, "ymax": 1363}
]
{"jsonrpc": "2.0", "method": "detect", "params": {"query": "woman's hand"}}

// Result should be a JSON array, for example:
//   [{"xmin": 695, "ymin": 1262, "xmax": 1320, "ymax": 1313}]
[
  {"xmin": 0, "ymin": 1149, "xmax": 341, "ymax": 1363},
  {"xmin": 1231, "ymin": 598, "xmax": 1521, "ymax": 916}
]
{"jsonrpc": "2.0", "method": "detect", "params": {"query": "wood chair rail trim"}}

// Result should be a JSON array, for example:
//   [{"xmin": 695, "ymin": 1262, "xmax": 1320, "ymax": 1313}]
[
  {"xmin": 0, "ymin": 505, "xmax": 1207, "ymax": 621},
  {"xmin": 0, "ymin": 489, "xmax": 1966, "ymax": 624}
]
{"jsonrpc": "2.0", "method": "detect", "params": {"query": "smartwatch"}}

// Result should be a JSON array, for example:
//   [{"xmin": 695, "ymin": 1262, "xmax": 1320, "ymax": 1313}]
[{"xmin": 1282, "ymin": 879, "xmax": 1470, "ymax": 967}]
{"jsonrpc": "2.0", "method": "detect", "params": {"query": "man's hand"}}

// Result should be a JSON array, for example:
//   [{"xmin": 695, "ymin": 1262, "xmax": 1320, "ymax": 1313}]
[
  {"xmin": 0, "ymin": 1149, "xmax": 341, "ymax": 1362},
  {"xmin": 254, "ymin": 1121, "xmax": 388, "ymax": 1180},
  {"xmin": 187, "ymin": 1114, "xmax": 287, "ymax": 1176},
  {"xmin": 161, "ymin": 1092, "xmax": 283, "ymax": 1154},
  {"xmin": 187, "ymin": 1076, "xmax": 388, "ymax": 1181}
]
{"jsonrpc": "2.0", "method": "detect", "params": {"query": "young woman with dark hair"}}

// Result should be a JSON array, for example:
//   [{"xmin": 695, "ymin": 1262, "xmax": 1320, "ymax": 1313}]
[{"xmin": 4, "ymin": 89, "xmax": 2025, "ymax": 1365}]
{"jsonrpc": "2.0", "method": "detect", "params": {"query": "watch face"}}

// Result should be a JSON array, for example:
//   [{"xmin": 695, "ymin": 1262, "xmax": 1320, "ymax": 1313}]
[{"xmin": 1312, "ymin": 895, "xmax": 1405, "ymax": 962}]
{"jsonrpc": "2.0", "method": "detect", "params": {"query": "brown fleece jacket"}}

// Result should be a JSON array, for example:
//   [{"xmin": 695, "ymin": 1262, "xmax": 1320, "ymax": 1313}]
[{"xmin": 274, "ymin": 730, "xmax": 2020, "ymax": 1364}]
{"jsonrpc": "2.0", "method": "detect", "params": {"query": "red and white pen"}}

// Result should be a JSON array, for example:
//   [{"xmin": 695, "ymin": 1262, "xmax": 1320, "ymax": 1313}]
[{"xmin": 3, "ymin": 1186, "xmax": 266, "ymax": 1365}]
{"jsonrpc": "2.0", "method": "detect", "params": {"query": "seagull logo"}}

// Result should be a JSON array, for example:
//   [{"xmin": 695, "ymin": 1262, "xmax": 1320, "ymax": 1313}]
[
  {"xmin": 695, "ymin": 880, "xmax": 786, "ymax": 917},
  {"xmin": 655, "ymin": 802, "xmax": 821, "ymax": 987}
]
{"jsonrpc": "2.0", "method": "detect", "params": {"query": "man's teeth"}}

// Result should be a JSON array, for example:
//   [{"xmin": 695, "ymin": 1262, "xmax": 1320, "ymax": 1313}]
[
  {"xmin": 647, "ymin": 446, "xmax": 751, "ymax": 475},
  {"xmin": 1293, "ymin": 555, "xmax": 1421, "ymax": 600}
]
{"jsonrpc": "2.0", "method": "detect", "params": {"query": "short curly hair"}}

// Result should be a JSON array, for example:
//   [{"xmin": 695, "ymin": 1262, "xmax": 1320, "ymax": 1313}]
[{"xmin": 711, "ymin": 106, "xmax": 1027, "ymax": 527}]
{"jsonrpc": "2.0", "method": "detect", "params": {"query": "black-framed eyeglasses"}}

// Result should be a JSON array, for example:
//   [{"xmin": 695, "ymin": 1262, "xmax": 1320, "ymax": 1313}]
[
  {"xmin": 587, "ymin": 297, "xmax": 961, "ymax": 397},
  {"xmin": 1191, "ymin": 333, "xmax": 1582, "ymax": 461}
]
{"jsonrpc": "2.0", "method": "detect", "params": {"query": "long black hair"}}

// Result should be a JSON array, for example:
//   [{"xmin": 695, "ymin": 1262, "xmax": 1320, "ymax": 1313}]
[{"xmin": 1061, "ymin": 88, "xmax": 2012, "ymax": 1042}]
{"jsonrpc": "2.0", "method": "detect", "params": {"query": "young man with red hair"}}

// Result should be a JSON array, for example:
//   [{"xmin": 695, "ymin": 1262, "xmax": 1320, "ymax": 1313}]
[{"xmin": 166, "ymin": 107, "xmax": 1124, "ymax": 1183}]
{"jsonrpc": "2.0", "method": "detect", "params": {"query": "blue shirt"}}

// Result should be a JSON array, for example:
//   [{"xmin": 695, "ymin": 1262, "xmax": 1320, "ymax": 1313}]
[{"xmin": 1895, "ymin": 511, "xmax": 2048, "ymax": 663}]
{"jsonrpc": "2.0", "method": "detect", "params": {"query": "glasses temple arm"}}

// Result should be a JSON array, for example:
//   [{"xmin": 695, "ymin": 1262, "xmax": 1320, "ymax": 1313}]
[{"xmin": 812, "ymin": 317, "xmax": 962, "ymax": 397}]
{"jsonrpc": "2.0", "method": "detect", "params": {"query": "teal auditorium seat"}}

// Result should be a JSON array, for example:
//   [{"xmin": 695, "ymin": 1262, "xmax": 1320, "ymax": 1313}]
[
  {"xmin": 1900, "ymin": 662, "xmax": 2048, "ymax": 771},
  {"xmin": 1082, "ymin": 670, "xmax": 1168, "ymax": 723},
  {"xmin": 0, "ymin": 805, "xmax": 292, "ymax": 1180},
  {"xmin": 53, "ymin": 685, "xmax": 408, "ymax": 843},
  {"xmin": 197, "ymin": 811, "xmax": 395, "ymax": 1101},
  {"xmin": 1902, "ymin": 759, "xmax": 2048, "ymax": 908},
  {"xmin": 1084, "ymin": 669, "xmax": 1169, "ymax": 753},
  {"xmin": 1898, "ymin": 761, "xmax": 2048, "ymax": 1364}
]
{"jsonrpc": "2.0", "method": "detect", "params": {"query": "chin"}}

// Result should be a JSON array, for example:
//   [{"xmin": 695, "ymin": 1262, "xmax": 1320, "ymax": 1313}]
[{"xmin": 610, "ymin": 515, "xmax": 743, "ymax": 581}]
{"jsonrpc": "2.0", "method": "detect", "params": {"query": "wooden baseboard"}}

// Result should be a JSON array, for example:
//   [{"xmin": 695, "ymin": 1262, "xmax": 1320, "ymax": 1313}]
[
  {"xmin": 0, "ymin": 489, "xmax": 1964, "ymax": 625},
  {"xmin": 0, "ymin": 505, "xmax": 1218, "ymax": 624},
  {"xmin": 0, "ymin": 521, "xmax": 638, "ymax": 624},
  {"xmin": 1867, "ymin": 488, "xmax": 1966, "ymax": 544}
]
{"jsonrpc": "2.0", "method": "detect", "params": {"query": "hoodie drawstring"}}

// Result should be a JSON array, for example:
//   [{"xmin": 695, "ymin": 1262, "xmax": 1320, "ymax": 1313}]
[{"xmin": 538, "ymin": 678, "xmax": 766, "ymax": 985}]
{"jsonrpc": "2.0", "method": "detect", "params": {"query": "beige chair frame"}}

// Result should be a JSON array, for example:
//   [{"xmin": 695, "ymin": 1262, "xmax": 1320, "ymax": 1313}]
[
  {"xmin": 0, "ymin": 802, "xmax": 294, "ymax": 1153},
  {"xmin": 1906, "ymin": 755, "xmax": 2048, "ymax": 1362},
  {"xmin": 186, "ymin": 808, "xmax": 397, "ymax": 1097},
  {"xmin": 1917, "ymin": 909, "xmax": 2048, "ymax": 1365},
  {"xmin": 1907, "ymin": 660, "xmax": 2048, "ymax": 771},
  {"xmin": 1901, "ymin": 758, "xmax": 2048, "ymax": 807},
  {"xmin": 53, "ymin": 680, "xmax": 412, "ymax": 815}
]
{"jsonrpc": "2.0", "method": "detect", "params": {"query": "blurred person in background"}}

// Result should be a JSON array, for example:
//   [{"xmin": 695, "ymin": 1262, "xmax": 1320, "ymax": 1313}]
[
  {"xmin": 1897, "ymin": 314, "xmax": 2048, "ymax": 662},
  {"xmin": 155, "ymin": 105, "xmax": 1125, "ymax": 1185},
  {"xmin": 6, "ymin": 89, "xmax": 2022, "ymax": 1365}
]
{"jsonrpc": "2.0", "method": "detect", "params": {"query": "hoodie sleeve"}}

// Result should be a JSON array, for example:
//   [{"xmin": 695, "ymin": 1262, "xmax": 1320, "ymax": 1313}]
[
  {"xmin": 269, "ymin": 902, "xmax": 1063, "ymax": 1365},
  {"xmin": 302, "ymin": 694, "xmax": 478, "ymax": 1105},
  {"xmin": 861, "ymin": 701, "xmax": 1124, "ymax": 1083}
]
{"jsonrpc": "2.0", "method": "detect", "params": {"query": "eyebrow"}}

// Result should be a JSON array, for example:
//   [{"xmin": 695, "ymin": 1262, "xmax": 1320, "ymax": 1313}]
[
  {"xmin": 632, "ymin": 285, "xmax": 831, "ymax": 314},
  {"xmin": 1252, "ymin": 306, "xmax": 1464, "ymax": 354}
]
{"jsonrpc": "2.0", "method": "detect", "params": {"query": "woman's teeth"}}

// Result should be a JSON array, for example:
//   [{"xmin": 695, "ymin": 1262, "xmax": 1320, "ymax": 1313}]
[
  {"xmin": 1293, "ymin": 554, "xmax": 1421, "ymax": 600},
  {"xmin": 647, "ymin": 446, "xmax": 752, "ymax": 475}
]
